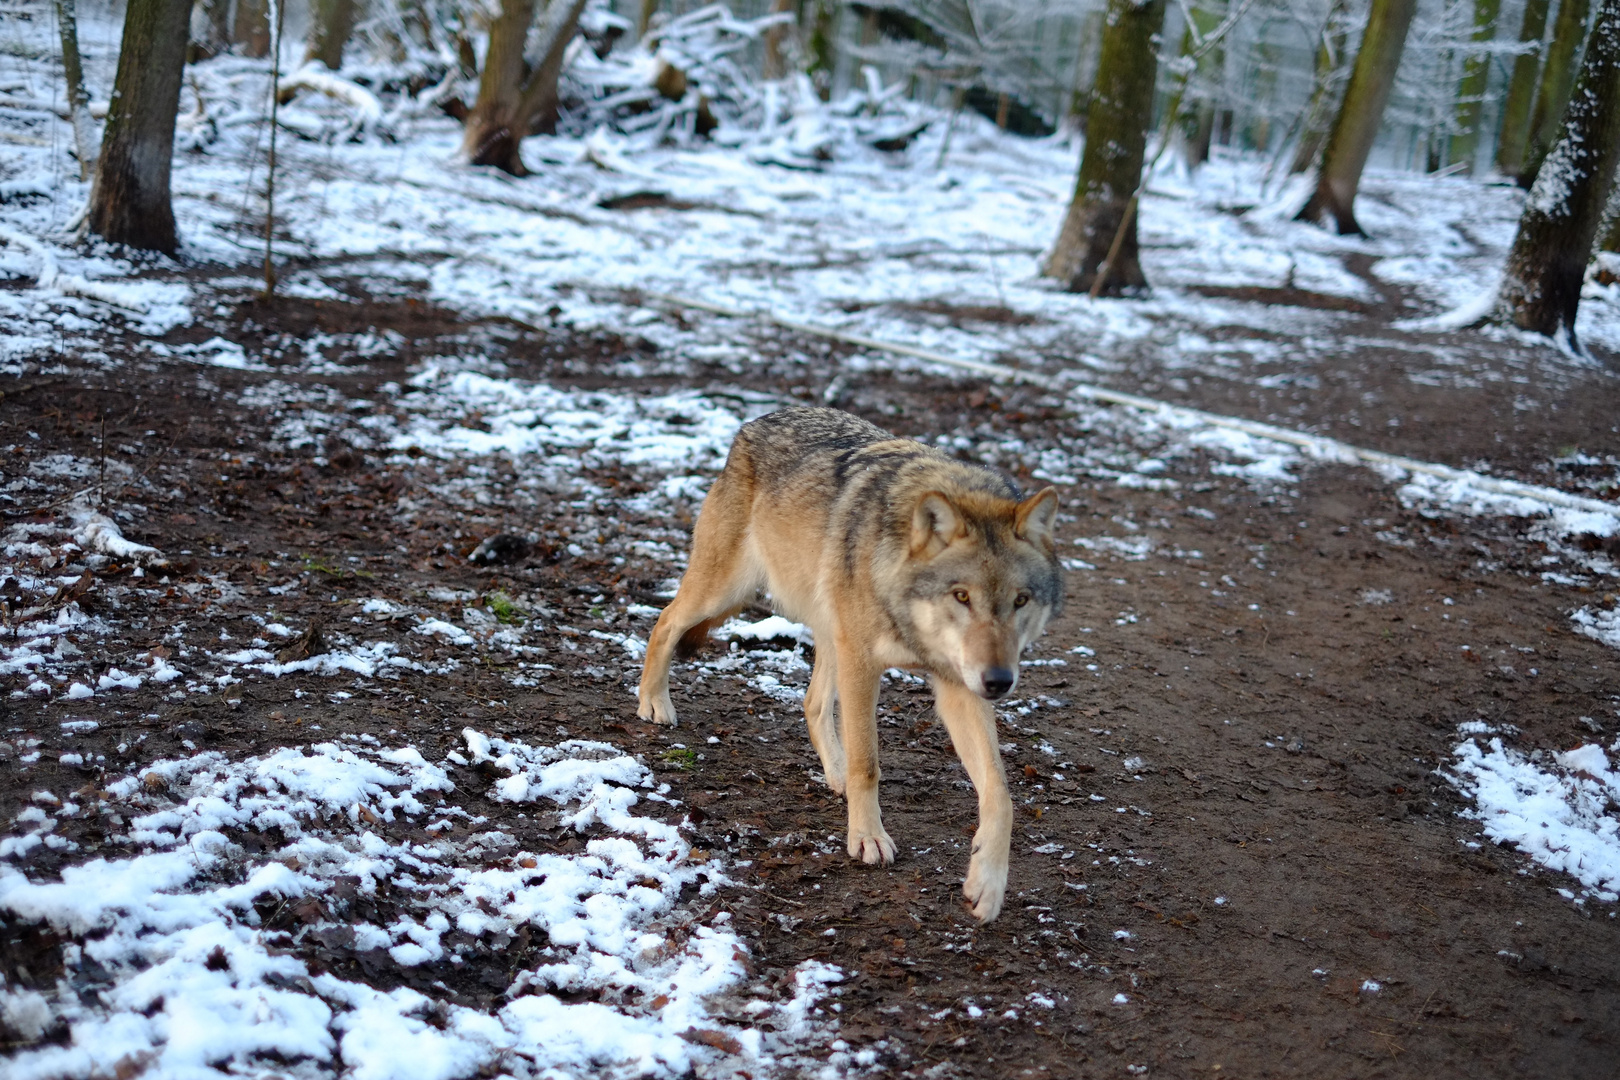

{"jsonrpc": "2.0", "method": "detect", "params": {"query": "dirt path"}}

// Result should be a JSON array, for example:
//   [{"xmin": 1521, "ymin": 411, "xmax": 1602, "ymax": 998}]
[{"xmin": 2, "ymin": 288, "xmax": 1617, "ymax": 1078}]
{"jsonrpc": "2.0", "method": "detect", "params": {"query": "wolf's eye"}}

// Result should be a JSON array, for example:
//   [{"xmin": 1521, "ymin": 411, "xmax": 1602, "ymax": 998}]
[
  {"xmin": 1013, "ymin": 593, "xmax": 1030, "ymax": 608},
  {"xmin": 953, "ymin": 589, "xmax": 971, "ymax": 605}
]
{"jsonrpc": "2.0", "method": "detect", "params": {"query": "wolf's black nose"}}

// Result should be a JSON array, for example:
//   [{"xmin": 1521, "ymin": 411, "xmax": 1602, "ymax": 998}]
[{"xmin": 982, "ymin": 668, "xmax": 1015, "ymax": 698}]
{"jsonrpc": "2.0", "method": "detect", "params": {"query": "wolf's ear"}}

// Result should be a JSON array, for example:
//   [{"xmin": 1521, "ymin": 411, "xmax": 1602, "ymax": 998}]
[
  {"xmin": 1015, "ymin": 487, "xmax": 1059, "ymax": 549},
  {"xmin": 911, "ymin": 491, "xmax": 964, "ymax": 554}
]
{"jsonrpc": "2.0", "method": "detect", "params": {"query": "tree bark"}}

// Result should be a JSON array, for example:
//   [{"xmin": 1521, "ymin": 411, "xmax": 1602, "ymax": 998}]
[
  {"xmin": 1182, "ymin": 1, "xmax": 1224, "ymax": 169},
  {"xmin": 234, "ymin": 0, "xmax": 270, "ymax": 58},
  {"xmin": 1248, "ymin": 39, "xmax": 1278, "ymax": 151},
  {"xmin": 1496, "ymin": 0, "xmax": 1553, "ymax": 177},
  {"xmin": 763, "ymin": 0, "xmax": 793, "ymax": 79},
  {"xmin": 462, "ymin": 0, "xmax": 538, "ymax": 174},
  {"xmin": 1448, "ymin": 0, "xmax": 1501, "ymax": 172},
  {"xmin": 1599, "ymin": 178, "xmax": 1620, "ymax": 251},
  {"xmin": 194, "ymin": 0, "xmax": 230, "ymax": 59},
  {"xmin": 87, "ymin": 0, "xmax": 191, "ymax": 253},
  {"xmin": 1523, "ymin": 0, "xmax": 1593, "ymax": 185},
  {"xmin": 1043, "ymin": 0, "xmax": 1166, "ymax": 296},
  {"xmin": 1189, "ymin": 103, "xmax": 1216, "ymax": 166},
  {"xmin": 1290, "ymin": 1, "xmax": 1354, "ymax": 174},
  {"xmin": 308, "ymin": 0, "xmax": 359, "ymax": 70},
  {"xmin": 520, "ymin": 0, "xmax": 590, "ymax": 138},
  {"xmin": 53, "ymin": 0, "xmax": 97, "ymax": 181},
  {"xmin": 1496, "ymin": 0, "xmax": 1620, "ymax": 348},
  {"xmin": 803, "ymin": 0, "xmax": 837, "ymax": 100},
  {"xmin": 460, "ymin": 0, "xmax": 588, "ymax": 175},
  {"xmin": 1295, "ymin": 0, "xmax": 1419, "ymax": 235}
]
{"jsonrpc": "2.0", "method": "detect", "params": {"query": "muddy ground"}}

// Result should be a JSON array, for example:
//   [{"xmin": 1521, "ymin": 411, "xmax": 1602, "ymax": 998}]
[{"xmin": 3, "ymin": 281, "xmax": 1619, "ymax": 1079}]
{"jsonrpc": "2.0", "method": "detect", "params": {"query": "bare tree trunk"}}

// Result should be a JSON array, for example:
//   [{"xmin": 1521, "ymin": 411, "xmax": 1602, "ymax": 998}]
[
  {"xmin": 1496, "ymin": 0, "xmax": 1553, "ymax": 177},
  {"xmin": 194, "ymin": 0, "xmax": 230, "ymax": 59},
  {"xmin": 1289, "ymin": 1, "xmax": 1352, "ymax": 174},
  {"xmin": 1182, "ymin": 1, "xmax": 1225, "ymax": 169},
  {"xmin": 1248, "ymin": 40, "xmax": 1278, "ymax": 151},
  {"xmin": 53, "ymin": 0, "xmax": 97, "ymax": 180},
  {"xmin": 234, "ymin": 0, "xmax": 270, "ymax": 58},
  {"xmin": 637, "ymin": 0, "xmax": 658, "ymax": 41},
  {"xmin": 264, "ymin": 0, "xmax": 285, "ymax": 297},
  {"xmin": 1043, "ymin": 0, "xmax": 1166, "ymax": 296},
  {"xmin": 460, "ymin": 0, "xmax": 588, "ymax": 175},
  {"xmin": 462, "ymin": 0, "xmax": 537, "ymax": 173},
  {"xmin": 1296, "ymin": 0, "xmax": 1419, "ymax": 235},
  {"xmin": 1523, "ymin": 0, "xmax": 1594, "ymax": 186},
  {"xmin": 308, "ymin": 0, "xmax": 359, "ymax": 70},
  {"xmin": 88, "ymin": 0, "xmax": 191, "ymax": 253},
  {"xmin": 1496, "ymin": 0, "xmax": 1620, "ymax": 350},
  {"xmin": 1598, "ymin": 176, "xmax": 1620, "ymax": 251},
  {"xmin": 1448, "ymin": 0, "xmax": 1501, "ymax": 172},
  {"xmin": 1189, "ymin": 103, "xmax": 1216, "ymax": 166},
  {"xmin": 763, "ymin": 0, "xmax": 792, "ymax": 79},
  {"xmin": 803, "ymin": 0, "xmax": 837, "ymax": 100},
  {"xmin": 521, "ymin": 0, "xmax": 590, "ymax": 137}
]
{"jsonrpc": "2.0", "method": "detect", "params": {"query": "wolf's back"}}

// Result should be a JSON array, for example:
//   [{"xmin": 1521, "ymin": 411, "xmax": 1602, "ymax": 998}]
[
  {"xmin": 729, "ymin": 407, "xmax": 891, "ymax": 484},
  {"xmin": 731, "ymin": 407, "xmax": 1016, "ymax": 501}
]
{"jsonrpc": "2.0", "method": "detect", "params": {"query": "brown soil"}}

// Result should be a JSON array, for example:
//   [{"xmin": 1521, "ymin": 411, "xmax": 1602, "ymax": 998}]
[{"xmin": 2, "ymin": 285, "xmax": 1617, "ymax": 1078}]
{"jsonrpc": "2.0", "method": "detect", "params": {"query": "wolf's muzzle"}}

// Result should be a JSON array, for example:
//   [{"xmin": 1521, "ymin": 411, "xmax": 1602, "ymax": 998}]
[{"xmin": 980, "ymin": 668, "xmax": 1015, "ymax": 699}]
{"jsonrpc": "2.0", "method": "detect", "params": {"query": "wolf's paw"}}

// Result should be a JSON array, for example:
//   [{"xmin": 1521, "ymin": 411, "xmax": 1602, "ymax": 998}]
[
  {"xmin": 637, "ymin": 690, "xmax": 677, "ymax": 726},
  {"xmin": 848, "ymin": 827, "xmax": 896, "ymax": 866},
  {"xmin": 962, "ymin": 851, "xmax": 1008, "ymax": 922}
]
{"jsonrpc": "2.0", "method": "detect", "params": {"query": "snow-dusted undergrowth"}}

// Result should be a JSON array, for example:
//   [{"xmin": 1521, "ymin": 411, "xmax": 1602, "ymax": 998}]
[
  {"xmin": 0, "ymin": 729, "xmax": 846, "ymax": 1079},
  {"xmin": 1443, "ymin": 723, "xmax": 1620, "ymax": 906}
]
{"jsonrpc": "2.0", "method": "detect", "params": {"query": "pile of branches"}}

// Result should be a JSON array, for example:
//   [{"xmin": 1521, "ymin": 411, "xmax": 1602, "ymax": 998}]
[
  {"xmin": 744, "ymin": 68, "xmax": 933, "ymax": 169},
  {"xmin": 557, "ymin": 4, "xmax": 932, "ymax": 165},
  {"xmin": 557, "ymin": 4, "xmax": 782, "ymax": 143}
]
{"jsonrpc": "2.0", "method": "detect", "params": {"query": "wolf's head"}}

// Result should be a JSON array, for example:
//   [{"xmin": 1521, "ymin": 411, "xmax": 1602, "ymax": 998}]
[{"xmin": 901, "ymin": 486, "xmax": 1063, "ymax": 699}]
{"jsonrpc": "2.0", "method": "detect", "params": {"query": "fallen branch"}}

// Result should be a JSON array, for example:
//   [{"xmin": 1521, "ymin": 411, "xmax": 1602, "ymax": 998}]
[
  {"xmin": 0, "ymin": 224, "xmax": 149, "ymax": 311},
  {"xmin": 0, "ymin": 94, "xmax": 108, "ymax": 120},
  {"xmin": 276, "ymin": 63, "xmax": 386, "ymax": 139},
  {"xmin": 70, "ymin": 507, "xmax": 166, "ymax": 565}
]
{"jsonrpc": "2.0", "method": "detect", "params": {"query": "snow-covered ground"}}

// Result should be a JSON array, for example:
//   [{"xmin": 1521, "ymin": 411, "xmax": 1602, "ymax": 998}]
[
  {"xmin": 4, "ymin": 9, "xmax": 1620, "ymax": 1073},
  {"xmin": 8, "ymin": 8, "xmax": 1620, "ymax": 375},
  {"xmin": 0, "ymin": 728, "xmax": 856, "ymax": 1079}
]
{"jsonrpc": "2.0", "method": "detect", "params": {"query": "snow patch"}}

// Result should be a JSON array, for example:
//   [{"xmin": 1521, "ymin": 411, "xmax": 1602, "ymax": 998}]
[{"xmin": 1443, "ymin": 727, "xmax": 1620, "ymax": 903}]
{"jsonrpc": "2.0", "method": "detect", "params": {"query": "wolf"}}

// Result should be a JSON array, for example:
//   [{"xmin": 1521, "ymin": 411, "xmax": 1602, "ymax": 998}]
[{"xmin": 637, "ymin": 407, "xmax": 1063, "ymax": 921}]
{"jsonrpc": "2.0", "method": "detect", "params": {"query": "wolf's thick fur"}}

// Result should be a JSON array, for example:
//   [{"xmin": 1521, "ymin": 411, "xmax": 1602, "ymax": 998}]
[{"xmin": 637, "ymin": 407, "xmax": 1062, "ymax": 921}]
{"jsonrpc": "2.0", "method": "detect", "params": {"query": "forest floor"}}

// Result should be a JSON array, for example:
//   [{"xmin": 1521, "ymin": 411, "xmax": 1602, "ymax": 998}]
[
  {"xmin": 2, "ymin": 34, "xmax": 1620, "ymax": 1075},
  {"xmin": 4, "ymin": 261, "xmax": 1620, "ymax": 1078}
]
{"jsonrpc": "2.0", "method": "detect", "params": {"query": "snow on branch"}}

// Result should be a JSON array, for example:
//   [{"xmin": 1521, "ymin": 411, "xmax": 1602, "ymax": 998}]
[
  {"xmin": 277, "ymin": 63, "xmax": 389, "ymax": 141},
  {"xmin": 0, "ymin": 225, "xmax": 150, "ymax": 312}
]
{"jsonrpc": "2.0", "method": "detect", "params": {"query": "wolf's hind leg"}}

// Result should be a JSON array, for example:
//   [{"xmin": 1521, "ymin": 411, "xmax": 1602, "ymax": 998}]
[
  {"xmin": 637, "ymin": 476, "xmax": 756, "ymax": 726},
  {"xmin": 932, "ymin": 677, "xmax": 1013, "ymax": 922},
  {"xmin": 803, "ymin": 651, "xmax": 845, "ymax": 794}
]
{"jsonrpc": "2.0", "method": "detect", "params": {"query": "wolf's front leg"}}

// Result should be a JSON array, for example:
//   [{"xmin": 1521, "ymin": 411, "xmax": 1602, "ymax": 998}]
[
  {"xmin": 833, "ymin": 645, "xmax": 895, "ymax": 865},
  {"xmin": 932, "ymin": 677, "xmax": 1013, "ymax": 921}
]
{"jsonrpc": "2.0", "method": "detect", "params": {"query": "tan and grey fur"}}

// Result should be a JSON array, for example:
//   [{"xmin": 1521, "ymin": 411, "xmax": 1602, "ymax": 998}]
[{"xmin": 638, "ymin": 408, "xmax": 1062, "ymax": 921}]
